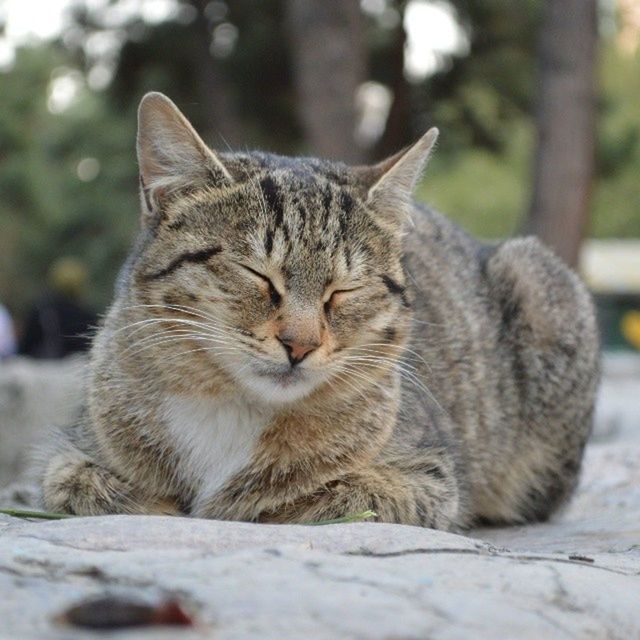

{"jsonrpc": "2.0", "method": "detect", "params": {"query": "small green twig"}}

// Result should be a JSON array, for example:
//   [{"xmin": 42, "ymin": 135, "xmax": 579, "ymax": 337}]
[
  {"xmin": 305, "ymin": 510, "xmax": 378, "ymax": 526},
  {"xmin": 0, "ymin": 508, "xmax": 380, "ymax": 525},
  {"xmin": 0, "ymin": 508, "xmax": 73, "ymax": 520}
]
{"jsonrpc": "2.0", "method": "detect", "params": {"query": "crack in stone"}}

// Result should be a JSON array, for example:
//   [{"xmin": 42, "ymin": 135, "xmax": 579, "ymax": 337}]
[
  {"xmin": 533, "ymin": 607, "xmax": 581, "ymax": 639},
  {"xmin": 0, "ymin": 563, "xmax": 26, "ymax": 578},
  {"xmin": 10, "ymin": 533, "xmax": 126, "ymax": 553},
  {"xmin": 1, "ymin": 556, "xmax": 161, "ymax": 591},
  {"xmin": 301, "ymin": 560, "xmax": 455, "ymax": 627},
  {"xmin": 344, "ymin": 547, "xmax": 632, "ymax": 575},
  {"xmin": 546, "ymin": 565, "xmax": 585, "ymax": 614}
]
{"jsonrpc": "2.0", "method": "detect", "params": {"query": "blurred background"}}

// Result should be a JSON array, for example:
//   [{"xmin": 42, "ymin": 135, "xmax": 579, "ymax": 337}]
[
  {"xmin": 0, "ymin": 0, "xmax": 639, "ymax": 357},
  {"xmin": 0, "ymin": 0, "xmax": 639, "ymax": 493}
]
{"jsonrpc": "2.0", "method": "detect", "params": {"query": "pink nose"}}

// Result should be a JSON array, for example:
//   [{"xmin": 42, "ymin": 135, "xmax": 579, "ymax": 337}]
[{"xmin": 277, "ymin": 335, "xmax": 320, "ymax": 365}]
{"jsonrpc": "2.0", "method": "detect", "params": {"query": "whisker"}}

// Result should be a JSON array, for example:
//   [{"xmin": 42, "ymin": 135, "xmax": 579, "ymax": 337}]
[
  {"xmin": 344, "ymin": 342, "xmax": 434, "ymax": 372},
  {"xmin": 121, "ymin": 326, "xmax": 240, "ymax": 354},
  {"xmin": 329, "ymin": 368, "xmax": 374, "ymax": 403},
  {"xmin": 339, "ymin": 357, "xmax": 448, "ymax": 417},
  {"xmin": 155, "ymin": 345, "xmax": 246, "ymax": 367},
  {"xmin": 332, "ymin": 365, "xmax": 388, "ymax": 394},
  {"xmin": 114, "ymin": 315, "xmax": 238, "ymax": 340},
  {"xmin": 120, "ymin": 303, "xmax": 231, "ymax": 327},
  {"xmin": 117, "ymin": 303, "xmax": 248, "ymax": 338},
  {"xmin": 410, "ymin": 318, "xmax": 447, "ymax": 327},
  {"xmin": 343, "ymin": 352, "xmax": 419, "ymax": 373},
  {"xmin": 122, "ymin": 332, "xmax": 245, "ymax": 360}
]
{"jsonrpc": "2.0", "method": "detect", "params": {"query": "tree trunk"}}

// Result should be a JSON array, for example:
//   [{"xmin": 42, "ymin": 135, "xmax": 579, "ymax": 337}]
[
  {"xmin": 374, "ymin": 20, "xmax": 411, "ymax": 160},
  {"xmin": 285, "ymin": 0, "xmax": 367, "ymax": 163},
  {"xmin": 526, "ymin": 0, "xmax": 597, "ymax": 267},
  {"xmin": 192, "ymin": 0, "xmax": 244, "ymax": 148}
]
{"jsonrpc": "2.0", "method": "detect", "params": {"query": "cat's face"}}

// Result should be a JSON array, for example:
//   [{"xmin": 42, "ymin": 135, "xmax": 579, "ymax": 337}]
[
  {"xmin": 133, "ymin": 164, "xmax": 412, "ymax": 403},
  {"xmin": 126, "ymin": 93, "xmax": 437, "ymax": 404}
]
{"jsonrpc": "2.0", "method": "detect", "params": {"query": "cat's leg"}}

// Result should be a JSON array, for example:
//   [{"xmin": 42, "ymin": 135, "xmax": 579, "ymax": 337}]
[
  {"xmin": 41, "ymin": 436, "xmax": 181, "ymax": 516},
  {"xmin": 260, "ymin": 453, "xmax": 464, "ymax": 530},
  {"xmin": 481, "ymin": 236, "xmax": 600, "ymax": 523}
]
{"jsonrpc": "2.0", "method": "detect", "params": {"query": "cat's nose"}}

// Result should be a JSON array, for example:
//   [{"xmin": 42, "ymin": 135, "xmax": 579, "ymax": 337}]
[{"xmin": 276, "ymin": 334, "xmax": 320, "ymax": 366}]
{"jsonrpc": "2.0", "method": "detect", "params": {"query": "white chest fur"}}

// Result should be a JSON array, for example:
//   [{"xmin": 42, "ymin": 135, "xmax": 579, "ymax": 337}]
[{"xmin": 162, "ymin": 394, "xmax": 272, "ymax": 504}]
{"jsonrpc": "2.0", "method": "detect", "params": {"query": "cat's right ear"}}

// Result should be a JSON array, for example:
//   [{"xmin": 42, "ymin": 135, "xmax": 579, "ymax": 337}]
[
  {"xmin": 361, "ymin": 127, "xmax": 439, "ymax": 234},
  {"xmin": 136, "ymin": 92, "xmax": 233, "ymax": 223}
]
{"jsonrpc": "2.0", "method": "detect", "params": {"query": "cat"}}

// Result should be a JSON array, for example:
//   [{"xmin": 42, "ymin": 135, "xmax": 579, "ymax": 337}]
[{"xmin": 41, "ymin": 92, "xmax": 599, "ymax": 529}]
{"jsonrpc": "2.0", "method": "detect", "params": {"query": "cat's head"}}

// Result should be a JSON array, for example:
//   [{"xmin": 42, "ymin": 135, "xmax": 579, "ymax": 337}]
[{"xmin": 124, "ymin": 92, "xmax": 437, "ymax": 404}]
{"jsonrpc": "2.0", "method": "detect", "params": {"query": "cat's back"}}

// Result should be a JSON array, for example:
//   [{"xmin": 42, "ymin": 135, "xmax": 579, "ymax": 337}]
[
  {"xmin": 400, "ymin": 202, "xmax": 599, "ymax": 522},
  {"xmin": 399, "ymin": 203, "xmax": 503, "ymax": 444},
  {"xmin": 402, "ymin": 200, "xmax": 598, "ymax": 418}
]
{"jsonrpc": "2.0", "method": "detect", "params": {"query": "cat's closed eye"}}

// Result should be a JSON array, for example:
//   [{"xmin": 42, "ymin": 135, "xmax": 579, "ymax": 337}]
[
  {"xmin": 324, "ymin": 287, "xmax": 363, "ymax": 315},
  {"xmin": 237, "ymin": 263, "xmax": 282, "ymax": 306}
]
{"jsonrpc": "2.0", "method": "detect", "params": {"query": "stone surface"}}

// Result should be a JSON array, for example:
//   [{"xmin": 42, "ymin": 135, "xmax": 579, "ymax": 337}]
[
  {"xmin": 1, "ymin": 513, "xmax": 639, "ymax": 640},
  {"xmin": 0, "ymin": 353, "xmax": 639, "ymax": 638},
  {"xmin": 0, "ymin": 356, "xmax": 86, "ymax": 487}
]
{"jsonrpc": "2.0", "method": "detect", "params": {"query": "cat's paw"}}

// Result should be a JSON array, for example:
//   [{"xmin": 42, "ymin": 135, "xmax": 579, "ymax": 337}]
[{"xmin": 145, "ymin": 497, "xmax": 184, "ymax": 516}]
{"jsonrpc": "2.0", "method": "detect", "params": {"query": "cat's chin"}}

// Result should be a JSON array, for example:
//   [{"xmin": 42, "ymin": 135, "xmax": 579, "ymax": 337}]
[{"xmin": 236, "ymin": 366, "xmax": 322, "ymax": 405}]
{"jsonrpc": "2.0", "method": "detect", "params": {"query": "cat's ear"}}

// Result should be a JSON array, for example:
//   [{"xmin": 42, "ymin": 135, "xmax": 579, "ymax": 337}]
[
  {"xmin": 363, "ymin": 127, "xmax": 439, "ymax": 232},
  {"xmin": 136, "ymin": 92, "xmax": 233, "ymax": 221}
]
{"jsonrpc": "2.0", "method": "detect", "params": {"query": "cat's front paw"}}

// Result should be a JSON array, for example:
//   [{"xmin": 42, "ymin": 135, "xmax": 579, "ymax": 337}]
[{"xmin": 145, "ymin": 497, "xmax": 184, "ymax": 516}]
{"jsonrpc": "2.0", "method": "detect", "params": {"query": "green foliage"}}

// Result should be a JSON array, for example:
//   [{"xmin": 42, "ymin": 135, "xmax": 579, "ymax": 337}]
[
  {"xmin": 0, "ymin": 1, "xmax": 639, "ymax": 321},
  {"xmin": 0, "ymin": 508, "xmax": 72, "ymax": 520},
  {"xmin": 592, "ymin": 43, "xmax": 640, "ymax": 238},
  {"xmin": 417, "ymin": 120, "xmax": 532, "ymax": 238},
  {"xmin": 0, "ymin": 46, "xmax": 138, "ymax": 313},
  {"xmin": 416, "ymin": 0, "xmax": 543, "ymax": 151},
  {"xmin": 418, "ymin": 39, "xmax": 640, "ymax": 241}
]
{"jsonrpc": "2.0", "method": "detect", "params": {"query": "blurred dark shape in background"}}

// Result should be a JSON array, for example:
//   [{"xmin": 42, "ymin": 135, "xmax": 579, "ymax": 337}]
[
  {"xmin": 18, "ymin": 257, "xmax": 96, "ymax": 359},
  {"xmin": 526, "ymin": 0, "xmax": 597, "ymax": 267},
  {"xmin": 0, "ymin": 0, "xmax": 639, "ymax": 352},
  {"xmin": 286, "ymin": 0, "xmax": 367, "ymax": 163},
  {"xmin": 0, "ymin": 302, "xmax": 17, "ymax": 359}
]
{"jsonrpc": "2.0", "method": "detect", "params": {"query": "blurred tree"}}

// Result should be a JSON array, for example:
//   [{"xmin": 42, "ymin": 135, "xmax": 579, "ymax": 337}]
[
  {"xmin": 370, "ymin": 5, "xmax": 410, "ymax": 159},
  {"xmin": 69, "ymin": 0, "xmax": 299, "ymax": 153},
  {"xmin": 190, "ymin": 0, "xmax": 244, "ymax": 146},
  {"xmin": 0, "ymin": 46, "xmax": 137, "ymax": 315},
  {"xmin": 592, "ymin": 37, "xmax": 640, "ymax": 238},
  {"xmin": 62, "ymin": 0, "xmax": 544, "ymax": 158},
  {"xmin": 415, "ymin": 0, "xmax": 543, "ymax": 152},
  {"xmin": 525, "ymin": 0, "xmax": 598, "ymax": 267},
  {"xmin": 285, "ymin": 0, "xmax": 367, "ymax": 162},
  {"xmin": 1, "ymin": 0, "xmax": 639, "ymax": 322}
]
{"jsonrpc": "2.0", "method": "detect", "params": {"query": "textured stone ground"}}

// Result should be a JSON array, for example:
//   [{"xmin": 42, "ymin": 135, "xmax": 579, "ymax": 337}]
[
  {"xmin": 0, "ymin": 356, "xmax": 85, "ymax": 487},
  {"xmin": 0, "ymin": 354, "xmax": 639, "ymax": 638}
]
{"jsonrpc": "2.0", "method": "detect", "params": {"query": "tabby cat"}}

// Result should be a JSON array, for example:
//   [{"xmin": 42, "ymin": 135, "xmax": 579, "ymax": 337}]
[{"xmin": 41, "ymin": 92, "xmax": 599, "ymax": 528}]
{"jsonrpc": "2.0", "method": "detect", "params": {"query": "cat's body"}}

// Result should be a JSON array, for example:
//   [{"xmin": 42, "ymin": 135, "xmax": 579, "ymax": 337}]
[{"xmin": 41, "ymin": 93, "xmax": 599, "ymax": 529}]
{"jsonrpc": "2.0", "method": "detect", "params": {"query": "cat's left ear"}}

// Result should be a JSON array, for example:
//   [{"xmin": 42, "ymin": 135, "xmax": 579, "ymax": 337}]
[
  {"xmin": 137, "ymin": 92, "xmax": 233, "ymax": 222},
  {"xmin": 363, "ymin": 127, "xmax": 439, "ymax": 232}
]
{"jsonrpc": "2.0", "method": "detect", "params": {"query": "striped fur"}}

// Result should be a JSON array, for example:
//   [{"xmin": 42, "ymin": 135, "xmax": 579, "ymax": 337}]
[{"xmin": 41, "ymin": 93, "xmax": 599, "ymax": 529}]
